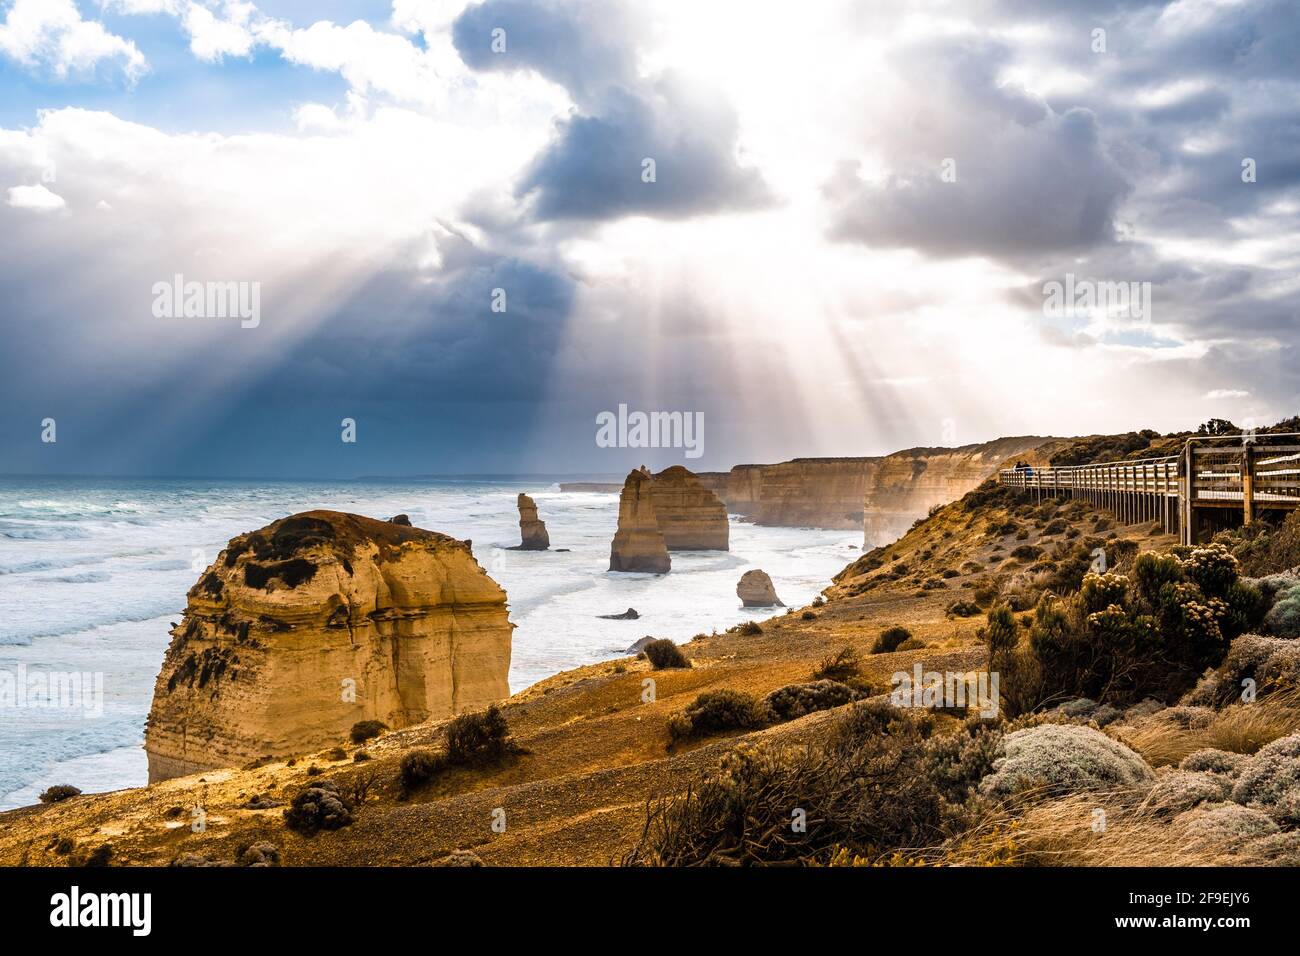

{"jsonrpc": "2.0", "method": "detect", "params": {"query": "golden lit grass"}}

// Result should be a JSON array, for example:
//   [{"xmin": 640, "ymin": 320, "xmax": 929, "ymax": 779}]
[
  {"xmin": 1112, "ymin": 690, "xmax": 1300, "ymax": 767},
  {"xmin": 945, "ymin": 790, "xmax": 1236, "ymax": 867}
]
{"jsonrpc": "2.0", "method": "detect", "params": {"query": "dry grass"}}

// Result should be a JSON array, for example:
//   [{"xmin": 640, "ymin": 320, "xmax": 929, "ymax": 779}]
[
  {"xmin": 1112, "ymin": 690, "xmax": 1300, "ymax": 767},
  {"xmin": 946, "ymin": 791, "xmax": 1236, "ymax": 867}
]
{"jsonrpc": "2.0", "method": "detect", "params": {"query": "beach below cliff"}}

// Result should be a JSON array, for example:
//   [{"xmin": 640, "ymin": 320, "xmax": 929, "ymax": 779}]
[{"xmin": 0, "ymin": 476, "xmax": 854, "ymax": 808}]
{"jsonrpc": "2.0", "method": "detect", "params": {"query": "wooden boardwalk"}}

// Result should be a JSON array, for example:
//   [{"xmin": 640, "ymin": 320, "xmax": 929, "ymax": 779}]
[{"xmin": 999, "ymin": 434, "xmax": 1300, "ymax": 545}]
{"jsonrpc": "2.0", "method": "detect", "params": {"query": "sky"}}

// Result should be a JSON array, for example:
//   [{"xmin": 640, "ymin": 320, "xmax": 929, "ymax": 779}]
[{"xmin": 0, "ymin": 0, "xmax": 1296, "ymax": 478}]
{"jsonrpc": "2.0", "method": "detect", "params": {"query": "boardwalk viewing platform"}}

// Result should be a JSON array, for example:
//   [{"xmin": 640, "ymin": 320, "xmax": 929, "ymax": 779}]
[{"xmin": 999, "ymin": 434, "xmax": 1300, "ymax": 545}]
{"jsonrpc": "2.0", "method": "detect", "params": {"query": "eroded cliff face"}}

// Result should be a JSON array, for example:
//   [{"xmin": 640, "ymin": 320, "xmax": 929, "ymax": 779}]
[
  {"xmin": 649, "ymin": 466, "xmax": 728, "ymax": 550},
  {"xmin": 144, "ymin": 511, "xmax": 513, "ymax": 782},
  {"xmin": 859, "ymin": 437, "xmax": 1052, "ymax": 546},
  {"xmin": 609, "ymin": 468, "xmax": 671, "ymax": 573},
  {"xmin": 700, "ymin": 437, "xmax": 1052, "ymax": 537}
]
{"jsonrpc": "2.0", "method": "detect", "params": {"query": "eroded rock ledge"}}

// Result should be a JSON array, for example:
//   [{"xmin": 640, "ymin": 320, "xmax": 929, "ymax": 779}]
[{"xmin": 144, "ymin": 511, "xmax": 513, "ymax": 782}]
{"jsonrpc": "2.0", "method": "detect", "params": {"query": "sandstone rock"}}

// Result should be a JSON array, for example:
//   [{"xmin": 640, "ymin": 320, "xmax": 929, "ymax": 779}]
[
  {"xmin": 599, "ymin": 608, "xmax": 639, "ymax": 620},
  {"xmin": 649, "ymin": 466, "xmax": 729, "ymax": 550},
  {"xmin": 624, "ymin": 636, "xmax": 657, "ymax": 655},
  {"xmin": 144, "ymin": 511, "xmax": 513, "ymax": 783},
  {"xmin": 513, "ymin": 493, "xmax": 550, "ymax": 550},
  {"xmin": 695, "ymin": 437, "xmax": 1052, "ymax": 537},
  {"xmin": 737, "ymin": 569, "xmax": 784, "ymax": 607},
  {"xmin": 609, "ymin": 469, "xmax": 670, "ymax": 574}
]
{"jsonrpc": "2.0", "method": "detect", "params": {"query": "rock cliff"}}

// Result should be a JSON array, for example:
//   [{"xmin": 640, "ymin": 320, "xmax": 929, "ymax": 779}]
[
  {"xmin": 514, "ymin": 493, "xmax": 550, "ymax": 550},
  {"xmin": 700, "ymin": 438, "xmax": 1051, "ymax": 538},
  {"xmin": 608, "ymin": 468, "xmax": 671, "ymax": 573},
  {"xmin": 144, "ymin": 511, "xmax": 513, "ymax": 782},
  {"xmin": 648, "ymin": 466, "xmax": 729, "ymax": 550}
]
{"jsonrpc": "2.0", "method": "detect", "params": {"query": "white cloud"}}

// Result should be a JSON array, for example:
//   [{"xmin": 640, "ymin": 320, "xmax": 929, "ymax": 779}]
[
  {"xmin": 1204, "ymin": 388, "xmax": 1250, "ymax": 400},
  {"xmin": 6, "ymin": 182, "xmax": 67, "ymax": 211},
  {"xmin": 183, "ymin": 1, "xmax": 256, "ymax": 61},
  {"xmin": 0, "ymin": 0, "xmax": 146, "ymax": 82}
]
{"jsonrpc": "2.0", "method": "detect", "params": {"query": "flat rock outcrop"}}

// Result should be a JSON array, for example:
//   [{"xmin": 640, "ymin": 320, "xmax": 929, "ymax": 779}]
[
  {"xmin": 608, "ymin": 468, "xmax": 671, "ymax": 573},
  {"xmin": 514, "ymin": 493, "xmax": 550, "ymax": 550},
  {"xmin": 144, "ymin": 511, "xmax": 513, "ymax": 782},
  {"xmin": 737, "ymin": 569, "xmax": 784, "ymax": 607},
  {"xmin": 648, "ymin": 466, "xmax": 729, "ymax": 550}
]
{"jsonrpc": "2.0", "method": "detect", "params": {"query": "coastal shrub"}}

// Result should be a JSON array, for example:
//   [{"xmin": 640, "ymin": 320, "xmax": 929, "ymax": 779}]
[
  {"xmin": 642, "ymin": 639, "xmax": 691, "ymax": 670},
  {"xmin": 872, "ymin": 625, "xmax": 912, "ymax": 654},
  {"xmin": 1264, "ymin": 583, "xmax": 1300, "ymax": 638},
  {"xmin": 667, "ymin": 690, "xmax": 770, "ymax": 744},
  {"xmin": 811, "ymin": 646, "xmax": 860, "ymax": 683},
  {"xmin": 991, "ymin": 549, "xmax": 1268, "ymax": 714},
  {"xmin": 946, "ymin": 600, "xmax": 982, "ymax": 617},
  {"xmin": 38, "ymin": 785, "xmax": 81, "ymax": 804},
  {"xmin": 284, "ymin": 780, "xmax": 353, "ymax": 835},
  {"xmin": 1144, "ymin": 771, "xmax": 1231, "ymax": 816},
  {"xmin": 1180, "ymin": 804, "xmax": 1278, "ymax": 849},
  {"xmin": 737, "ymin": 621, "xmax": 763, "ymax": 636},
  {"xmin": 979, "ymin": 724, "xmax": 1155, "ymax": 801},
  {"xmin": 763, "ymin": 680, "xmax": 857, "ymax": 722},
  {"xmin": 896, "ymin": 638, "xmax": 927, "ymax": 651},
  {"xmin": 1181, "ymin": 635, "xmax": 1300, "ymax": 708},
  {"xmin": 1010, "ymin": 544, "xmax": 1041, "ymax": 561},
  {"xmin": 446, "ymin": 705, "xmax": 515, "ymax": 766},
  {"xmin": 350, "ymin": 720, "xmax": 387, "ymax": 744},
  {"xmin": 326, "ymin": 746, "xmax": 347, "ymax": 761},
  {"xmin": 399, "ymin": 749, "xmax": 448, "ymax": 790},
  {"xmin": 1230, "ymin": 734, "xmax": 1300, "ymax": 824},
  {"xmin": 801, "ymin": 610, "xmax": 817, "ymax": 620},
  {"xmin": 629, "ymin": 702, "xmax": 998, "ymax": 866},
  {"xmin": 1180, "ymin": 749, "xmax": 1247, "ymax": 777}
]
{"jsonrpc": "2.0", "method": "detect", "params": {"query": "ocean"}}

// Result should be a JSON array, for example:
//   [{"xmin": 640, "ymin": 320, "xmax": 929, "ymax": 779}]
[{"xmin": 0, "ymin": 476, "xmax": 857, "ymax": 809}]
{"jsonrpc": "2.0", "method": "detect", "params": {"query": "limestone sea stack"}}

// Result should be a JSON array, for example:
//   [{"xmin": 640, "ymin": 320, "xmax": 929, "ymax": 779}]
[
  {"xmin": 515, "ymin": 493, "xmax": 550, "ymax": 550},
  {"xmin": 649, "ymin": 466, "xmax": 729, "ymax": 550},
  {"xmin": 144, "ymin": 511, "xmax": 513, "ymax": 783},
  {"xmin": 737, "ymin": 569, "xmax": 784, "ymax": 607},
  {"xmin": 609, "ymin": 468, "xmax": 671, "ymax": 573}
]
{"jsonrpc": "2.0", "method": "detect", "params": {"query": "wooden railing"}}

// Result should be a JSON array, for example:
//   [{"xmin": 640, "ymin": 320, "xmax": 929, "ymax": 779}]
[{"xmin": 998, "ymin": 433, "xmax": 1300, "ymax": 544}]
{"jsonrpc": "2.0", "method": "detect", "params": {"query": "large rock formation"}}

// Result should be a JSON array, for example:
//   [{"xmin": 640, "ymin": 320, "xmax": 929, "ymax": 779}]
[
  {"xmin": 144, "ymin": 511, "xmax": 513, "ymax": 782},
  {"xmin": 514, "ymin": 493, "xmax": 550, "ymax": 550},
  {"xmin": 698, "ymin": 438, "xmax": 1053, "ymax": 539},
  {"xmin": 648, "ymin": 466, "xmax": 729, "ymax": 550},
  {"xmin": 608, "ymin": 468, "xmax": 671, "ymax": 573},
  {"xmin": 737, "ymin": 569, "xmax": 784, "ymax": 607},
  {"xmin": 858, "ymin": 437, "xmax": 1054, "ymax": 546}
]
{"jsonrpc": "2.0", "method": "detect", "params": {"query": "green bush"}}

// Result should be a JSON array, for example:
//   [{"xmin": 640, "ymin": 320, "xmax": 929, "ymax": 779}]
[
  {"xmin": 872, "ymin": 625, "xmax": 912, "ymax": 654},
  {"xmin": 642, "ymin": 638, "xmax": 691, "ymax": 669},
  {"xmin": 737, "ymin": 620, "xmax": 764, "ymax": 636},
  {"xmin": 667, "ymin": 690, "xmax": 770, "ymax": 744},
  {"xmin": 1265, "ymin": 583, "xmax": 1300, "ymax": 638}
]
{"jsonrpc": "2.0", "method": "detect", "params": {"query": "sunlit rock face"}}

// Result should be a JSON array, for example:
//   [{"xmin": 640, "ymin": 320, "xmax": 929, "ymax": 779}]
[
  {"xmin": 858, "ymin": 437, "xmax": 1052, "ymax": 546},
  {"xmin": 649, "ymin": 466, "xmax": 729, "ymax": 551},
  {"xmin": 144, "ymin": 511, "xmax": 513, "ymax": 782},
  {"xmin": 737, "ymin": 569, "xmax": 784, "ymax": 607},
  {"xmin": 515, "ymin": 493, "xmax": 550, "ymax": 550},
  {"xmin": 609, "ymin": 468, "xmax": 671, "ymax": 573},
  {"xmin": 698, "ymin": 438, "xmax": 1052, "ymax": 540}
]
